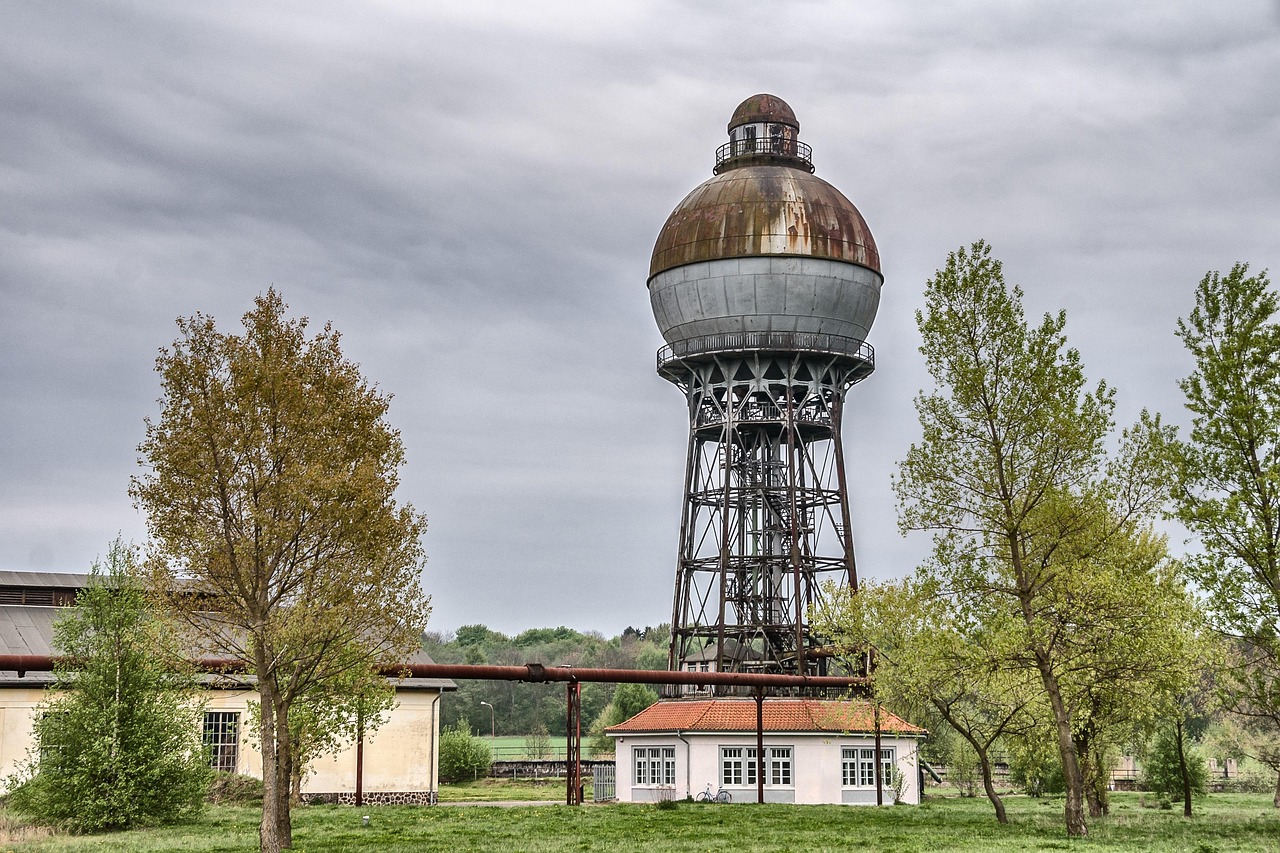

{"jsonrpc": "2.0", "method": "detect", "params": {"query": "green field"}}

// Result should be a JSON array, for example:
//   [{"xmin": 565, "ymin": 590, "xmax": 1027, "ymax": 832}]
[
  {"xmin": 483, "ymin": 736, "xmax": 580, "ymax": 761},
  {"xmin": 2, "ymin": 792, "xmax": 1278, "ymax": 852}
]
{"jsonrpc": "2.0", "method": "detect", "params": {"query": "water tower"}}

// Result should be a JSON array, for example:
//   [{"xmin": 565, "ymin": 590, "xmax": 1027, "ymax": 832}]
[{"xmin": 649, "ymin": 94, "xmax": 882, "ymax": 684}]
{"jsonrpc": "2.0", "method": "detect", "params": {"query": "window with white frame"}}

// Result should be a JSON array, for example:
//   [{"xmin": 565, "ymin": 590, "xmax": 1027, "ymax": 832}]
[
  {"xmin": 768, "ymin": 746, "xmax": 793, "ymax": 786},
  {"xmin": 633, "ymin": 746, "xmax": 675, "ymax": 786},
  {"xmin": 842, "ymin": 746, "xmax": 895, "ymax": 787},
  {"xmin": 721, "ymin": 746, "xmax": 792, "ymax": 787}
]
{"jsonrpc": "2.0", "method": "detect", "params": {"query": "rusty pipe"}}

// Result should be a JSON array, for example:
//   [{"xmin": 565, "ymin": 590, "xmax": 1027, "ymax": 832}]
[{"xmin": 0, "ymin": 655, "xmax": 868, "ymax": 690}]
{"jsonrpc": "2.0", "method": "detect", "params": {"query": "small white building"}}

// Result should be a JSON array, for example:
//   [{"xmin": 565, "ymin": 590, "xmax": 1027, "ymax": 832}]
[{"xmin": 607, "ymin": 697, "xmax": 925, "ymax": 805}]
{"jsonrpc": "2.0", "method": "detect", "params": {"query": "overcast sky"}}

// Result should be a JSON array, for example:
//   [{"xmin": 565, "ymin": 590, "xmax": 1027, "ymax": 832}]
[{"xmin": 2, "ymin": 1, "xmax": 1277, "ymax": 637}]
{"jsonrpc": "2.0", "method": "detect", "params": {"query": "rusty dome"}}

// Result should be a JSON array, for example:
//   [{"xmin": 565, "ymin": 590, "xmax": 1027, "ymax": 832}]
[
  {"xmin": 651, "ymin": 96, "xmax": 878, "ymax": 280},
  {"xmin": 728, "ymin": 93, "xmax": 799, "ymax": 132},
  {"xmin": 649, "ymin": 166, "xmax": 880, "ymax": 279}
]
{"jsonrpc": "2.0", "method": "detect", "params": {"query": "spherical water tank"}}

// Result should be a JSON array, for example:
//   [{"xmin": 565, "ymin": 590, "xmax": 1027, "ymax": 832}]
[{"xmin": 649, "ymin": 95, "xmax": 882, "ymax": 353}]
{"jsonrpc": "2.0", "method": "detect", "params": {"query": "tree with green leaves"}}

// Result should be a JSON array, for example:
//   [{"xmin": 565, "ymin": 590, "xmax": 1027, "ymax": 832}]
[
  {"xmin": 588, "ymin": 683, "xmax": 658, "ymax": 756},
  {"xmin": 131, "ymin": 290, "xmax": 430, "ymax": 853},
  {"xmin": 815, "ymin": 577, "xmax": 1040, "ymax": 823},
  {"xmin": 1143, "ymin": 724, "xmax": 1208, "ymax": 808},
  {"xmin": 1170, "ymin": 262, "xmax": 1280, "ymax": 807},
  {"xmin": 1050, "ymin": 531, "xmax": 1203, "ymax": 819},
  {"xmin": 895, "ymin": 241, "xmax": 1177, "ymax": 837},
  {"xmin": 6, "ymin": 540, "xmax": 209, "ymax": 832}
]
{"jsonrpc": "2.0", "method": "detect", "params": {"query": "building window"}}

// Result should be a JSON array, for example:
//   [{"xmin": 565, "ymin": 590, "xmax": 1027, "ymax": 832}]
[
  {"xmin": 843, "ymin": 747, "xmax": 895, "ymax": 787},
  {"xmin": 633, "ymin": 746, "xmax": 675, "ymax": 786},
  {"xmin": 769, "ymin": 747, "xmax": 792, "ymax": 786},
  {"xmin": 204, "ymin": 711, "xmax": 240, "ymax": 774},
  {"xmin": 721, "ymin": 746, "xmax": 792, "ymax": 787}
]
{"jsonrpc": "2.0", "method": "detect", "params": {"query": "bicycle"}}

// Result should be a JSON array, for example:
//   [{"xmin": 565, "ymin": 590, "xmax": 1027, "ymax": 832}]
[{"xmin": 695, "ymin": 782, "xmax": 732, "ymax": 803}]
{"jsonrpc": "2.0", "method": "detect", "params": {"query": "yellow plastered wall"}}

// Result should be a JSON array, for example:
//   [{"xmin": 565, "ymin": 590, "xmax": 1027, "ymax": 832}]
[{"xmin": 0, "ymin": 685, "xmax": 443, "ymax": 795}]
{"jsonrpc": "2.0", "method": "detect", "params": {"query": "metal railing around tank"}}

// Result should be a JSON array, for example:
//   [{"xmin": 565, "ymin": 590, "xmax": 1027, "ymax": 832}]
[
  {"xmin": 715, "ymin": 138, "xmax": 813, "ymax": 170},
  {"xmin": 657, "ymin": 330, "xmax": 875, "ymax": 372}
]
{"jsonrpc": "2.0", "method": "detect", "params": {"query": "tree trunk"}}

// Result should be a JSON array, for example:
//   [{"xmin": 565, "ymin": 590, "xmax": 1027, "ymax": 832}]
[
  {"xmin": 938, "ymin": 701, "xmax": 1008, "ymax": 825},
  {"xmin": 1174, "ymin": 720, "xmax": 1192, "ymax": 818},
  {"xmin": 1272, "ymin": 768, "xmax": 1279, "ymax": 809},
  {"xmin": 1092, "ymin": 743, "xmax": 1110, "ymax": 816},
  {"xmin": 975, "ymin": 744, "xmax": 1008, "ymax": 824},
  {"xmin": 273, "ymin": 691, "xmax": 293, "ymax": 848},
  {"xmin": 1038, "ymin": 660, "xmax": 1088, "ymax": 837},
  {"xmin": 1076, "ymin": 730, "xmax": 1103, "ymax": 819},
  {"xmin": 258, "ymin": 671, "xmax": 285, "ymax": 853}
]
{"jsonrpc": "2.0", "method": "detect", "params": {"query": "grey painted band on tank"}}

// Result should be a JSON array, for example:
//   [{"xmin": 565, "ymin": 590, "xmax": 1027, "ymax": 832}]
[{"xmin": 648, "ymin": 255, "xmax": 882, "ymax": 346}]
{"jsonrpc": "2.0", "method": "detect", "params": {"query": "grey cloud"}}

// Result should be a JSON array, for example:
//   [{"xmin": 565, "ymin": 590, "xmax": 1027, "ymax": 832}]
[{"xmin": 1, "ymin": 1, "xmax": 1277, "ymax": 634}]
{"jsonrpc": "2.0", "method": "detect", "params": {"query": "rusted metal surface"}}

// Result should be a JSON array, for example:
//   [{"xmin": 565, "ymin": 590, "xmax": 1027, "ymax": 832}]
[
  {"xmin": 649, "ymin": 167, "xmax": 880, "ymax": 279},
  {"xmin": 651, "ymin": 97, "xmax": 879, "ymax": 692},
  {"xmin": 0, "ymin": 655, "xmax": 868, "ymax": 689},
  {"xmin": 728, "ymin": 94, "xmax": 799, "ymax": 132},
  {"xmin": 755, "ymin": 687, "xmax": 765, "ymax": 805},
  {"xmin": 714, "ymin": 139, "xmax": 813, "ymax": 174},
  {"xmin": 566, "ymin": 682, "xmax": 582, "ymax": 805},
  {"xmin": 659, "ymin": 351, "xmax": 870, "ymax": 682},
  {"xmin": 656, "ymin": 332, "xmax": 874, "ymax": 380}
]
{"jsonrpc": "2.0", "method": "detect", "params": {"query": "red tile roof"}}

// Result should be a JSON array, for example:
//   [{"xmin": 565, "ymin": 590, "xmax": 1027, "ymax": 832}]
[{"xmin": 606, "ymin": 698, "xmax": 925, "ymax": 736}]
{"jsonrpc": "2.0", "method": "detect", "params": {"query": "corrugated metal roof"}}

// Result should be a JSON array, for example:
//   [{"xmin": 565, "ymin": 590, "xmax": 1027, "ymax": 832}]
[
  {"xmin": 0, "ymin": 604, "xmax": 454, "ymax": 691},
  {"xmin": 0, "ymin": 571, "xmax": 89, "ymax": 588},
  {"xmin": 606, "ymin": 698, "xmax": 925, "ymax": 736}
]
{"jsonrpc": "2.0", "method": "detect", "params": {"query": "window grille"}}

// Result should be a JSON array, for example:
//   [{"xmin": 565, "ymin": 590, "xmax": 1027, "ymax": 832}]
[{"xmin": 204, "ymin": 711, "xmax": 239, "ymax": 774}]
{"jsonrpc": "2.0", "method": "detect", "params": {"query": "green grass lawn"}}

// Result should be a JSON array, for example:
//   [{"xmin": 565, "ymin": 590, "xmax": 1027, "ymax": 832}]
[
  {"xmin": 2, "ymin": 793, "xmax": 1277, "ymax": 853},
  {"xmin": 437, "ymin": 778, "xmax": 567, "ymax": 802}
]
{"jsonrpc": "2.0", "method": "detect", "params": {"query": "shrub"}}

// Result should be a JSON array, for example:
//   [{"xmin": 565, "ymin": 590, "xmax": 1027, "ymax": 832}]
[
  {"xmin": 439, "ymin": 721, "xmax": 492, "ymax": 781},
  {"xmin": 1142, "ymin": 727, "xmax": 1208, "ymax": 800},
  {"xmin": 207, "ymin": 772, "xmax": 264, "ymax": 804},
  {"xmin": 525, "ymin": 724, "xmax": 552, "ymax": 759}
]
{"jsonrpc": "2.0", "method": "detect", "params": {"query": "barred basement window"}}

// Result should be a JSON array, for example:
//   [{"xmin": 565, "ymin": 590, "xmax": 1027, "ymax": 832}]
[{"xmin": 204, "ymin": 711, "xmax": 239, "ymax": 773}]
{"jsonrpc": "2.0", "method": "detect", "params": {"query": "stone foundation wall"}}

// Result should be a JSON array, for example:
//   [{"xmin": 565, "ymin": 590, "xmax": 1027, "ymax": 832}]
[{"xmin": 302, "ymin": 790, "xmax": 437, "ymax": 806}]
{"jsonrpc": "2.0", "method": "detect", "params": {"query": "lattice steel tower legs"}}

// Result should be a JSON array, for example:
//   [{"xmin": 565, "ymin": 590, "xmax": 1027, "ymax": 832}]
[{"xmin": 660, "ymin": 346, "xmax": 873, "ymax": 679}]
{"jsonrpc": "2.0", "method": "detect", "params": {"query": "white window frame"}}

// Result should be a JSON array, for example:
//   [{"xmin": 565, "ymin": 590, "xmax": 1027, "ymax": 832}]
[
  {"xmin": 720, "ymin": 745, "xmax": 793, "ymax": 788},
  {"xmin": 633, "ymin": 746, "xmax": 675, "ymax": 786},
  {"xmin": 842, "ymin": 746, "xmax": 895, "ymax": 788},
  {"xmin": 768, "ymin": 746, "xmax": 792, "ymax": 786}
]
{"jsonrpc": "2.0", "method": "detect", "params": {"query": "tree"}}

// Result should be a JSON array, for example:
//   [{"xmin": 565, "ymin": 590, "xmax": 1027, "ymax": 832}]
[
  {"xmin": 1049, "ymin": 534, "xmax": 1203, "ymax": 819},
  {"xmin": 895, "ymin": 241, "xmax": 1176, "ymax": 836},
  {"xmin": 131, "ymin": 290, "xmax": 430, "ymax": 853},
  {"xmin": 438, "ymin": 721, "xmax": 492, "ymax": 781},
  {"xmin": 588, "ymin": 683, "xmax": 658, "ymax": 756},
  {"xmin": 1143, "ymin": 724, "xmax": 1208, "ymax": 807},
  {"xmin": 6, "ymin": 540, "xmax": 209, "ymax": 832},
  {"xmin": 525, "ymin": 723, "xmax": 553, "ymax": 759},
  {"xmin": 815, "ymin": 578, "xmax": 1041, "ymax": 823},
  {"xmin": 1171, "ymin": 263, "xmax": 1280, "ymax": 807}
]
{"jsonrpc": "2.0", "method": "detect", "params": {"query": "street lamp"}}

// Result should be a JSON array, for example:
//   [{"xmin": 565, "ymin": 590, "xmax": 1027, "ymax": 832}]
[{"xmin": 479, "ymin": 701, "xmax": 495, "ymax": 740}]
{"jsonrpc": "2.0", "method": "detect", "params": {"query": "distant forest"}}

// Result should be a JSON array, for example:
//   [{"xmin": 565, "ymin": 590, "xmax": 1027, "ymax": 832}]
[{"xmin": 423, "ymin": 624, "xmax": 670, "ymax": 737}]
